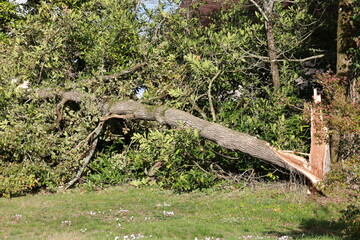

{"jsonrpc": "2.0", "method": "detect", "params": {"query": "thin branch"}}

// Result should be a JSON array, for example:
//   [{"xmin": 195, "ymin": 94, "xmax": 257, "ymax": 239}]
[
  {"xmin": 65, "ymin": 121, "xmax": 104, "ymax": 189},
  {"xmin": 193, "ymin": 161, "xmax": 211, "ymax": 175},
  {"xmin": 249, "ymin": 0, "xmax": 270, "ymax": 22},
  {"xmin": 212, "ymin": 150, "xmax": 241, "ymax": 160},
  {"xmin": 135, "ymin": 0, "xmax": 141, "ymax": 12},
  {"xmin": 100, "ymin": 62, "xmax": 146, "ymax": 81},
  {"xmin": 193, "ymin": 161, "xmax": 232, "ymax": 181},
  {"xmin": 211, "ymin": 163, "xmax": 236, "ymax": 180},
  {"xmin": 100, "ymin": 114, "xmax": 135, "ymax": 122},
  {"xmin": 65, "ymin": 138, "xmax": 98, "ymax": 190},
  {"xmin": 208, "ymin": 70, "xmax": 221, "ymax": 122},
  {"xmin": 72, "ymin": 114, "xmax": 134, "ymax": 152},
  {"xmin": 192, "ymin": 103, "xmax": 208, "ymax": 119},
  {"xmin": 240, "ymin": 48, "xmax": 325, "ymax": 63},
  {"xmin": 285, "ymin": 54, "xmax": 325, "ymax": 62},
  {"xmin": 37, "ymin": 62, "xmax": 45, "ymax": 83},
  {"xmin": 139, "ymin": 92, "xmax": 168, "ymax": 103},
  {"xmin": 52, "ymin": 98, "xmax": 67, "ymax": 129}
]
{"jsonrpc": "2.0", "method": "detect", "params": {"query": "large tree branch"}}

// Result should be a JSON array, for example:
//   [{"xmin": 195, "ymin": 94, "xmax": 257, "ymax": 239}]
[
  {"xmin": 105, "ymin": 99, "xmax": 321, "ymax": 186},
  {"xmin": 35, "ymin": 88, "xmax": 322, "ymax": 187}
]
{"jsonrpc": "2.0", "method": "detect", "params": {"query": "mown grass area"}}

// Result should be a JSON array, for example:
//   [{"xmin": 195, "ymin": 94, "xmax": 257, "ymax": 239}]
[{"xmin": 0, "ymin": 184, "xmax": 349, "ymax": 240}]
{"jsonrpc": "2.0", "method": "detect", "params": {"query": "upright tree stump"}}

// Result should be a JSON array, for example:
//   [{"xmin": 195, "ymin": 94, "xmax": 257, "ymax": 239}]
[{"xmin": 309, "ymin": 89, "xmax": 331, "ymax": 180}]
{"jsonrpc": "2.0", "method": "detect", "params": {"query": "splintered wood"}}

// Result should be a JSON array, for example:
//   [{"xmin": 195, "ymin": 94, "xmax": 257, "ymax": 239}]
[{"xmin": 309, "ymin": 89, "xmax": 331, "ymax": 180}]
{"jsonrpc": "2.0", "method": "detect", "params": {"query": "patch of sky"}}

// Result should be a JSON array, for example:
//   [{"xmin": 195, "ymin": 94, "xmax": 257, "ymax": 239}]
[
  {"xmin": 142, "ymin": 0, "xmax": 180, "ymax": 11},
  {"xmin": 13, "ymin": 0, "xmax": 27, "ymax": 3},
  {"xmin": 135, "ymin": 88, "xmax": 146, "ymax": 99}
]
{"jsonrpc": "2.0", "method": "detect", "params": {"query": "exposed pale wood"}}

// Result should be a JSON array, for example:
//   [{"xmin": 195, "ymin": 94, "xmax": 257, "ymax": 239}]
[
  {"xmin": 309, "ymin": 89, "xmax": 330, "ymax": 179},
  {"xmin": 100, "ymin": 114, "xmax": 135, "ymax": 122}
]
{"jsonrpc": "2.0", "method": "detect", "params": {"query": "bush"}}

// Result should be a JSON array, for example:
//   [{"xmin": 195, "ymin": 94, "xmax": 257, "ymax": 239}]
[
  {"xmin": 123, "ymin": 128, "xmax": 220, "ymax": 192},
  {"xmin": 0, "ymin": 163, "xmax": 39, "ymax": 197}
]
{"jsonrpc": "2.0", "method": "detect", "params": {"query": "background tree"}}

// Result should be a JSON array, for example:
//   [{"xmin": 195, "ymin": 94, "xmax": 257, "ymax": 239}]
[{"xmin": 329, "ymin": 0, "xmax": 360, "ymax": 163}]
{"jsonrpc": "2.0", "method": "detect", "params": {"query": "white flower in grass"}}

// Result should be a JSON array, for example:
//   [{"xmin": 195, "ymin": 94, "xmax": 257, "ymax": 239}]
[
  {"xmin": 163, "ymin": 210, "xmax": 174, "ymax": 217},
  {"xmin": 12, "ymin": 214, "xmax": 23, "ymax": 221},
  {"xmin": 242, "ymin": 236, "xmax": 253, "ymax": 239},
  {"xmin": 123, "ymin": 234, "xmax": 145, "ymax": 239},
  {"xmin": 278, "ymin": 236, "xmax": 292, "ymax": 240},
  {"xmin": 156, "ymin": 202, "xmax": 172, "ymax": 207},
  {"xmin": 61, "ymin": 220, "xmax": 71, "ymax": 226}
]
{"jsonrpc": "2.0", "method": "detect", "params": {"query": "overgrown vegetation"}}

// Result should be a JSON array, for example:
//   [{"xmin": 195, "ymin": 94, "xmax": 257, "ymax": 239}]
[{"xmin": 0, "ymin": 0, "xmax": 358, "ymax": 203}]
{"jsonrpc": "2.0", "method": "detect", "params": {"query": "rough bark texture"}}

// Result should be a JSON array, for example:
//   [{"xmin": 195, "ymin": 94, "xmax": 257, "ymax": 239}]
[
  {"xmin": 332, "ymin": 0, "xmax": 357, "ymax": 163},
  {"xmin": 337, "ymin": 0, "xmax": 356, "ymax": 78},
  {"xmin": 263, "ymin": 0, "xmax": 280, "ymax": 88}
]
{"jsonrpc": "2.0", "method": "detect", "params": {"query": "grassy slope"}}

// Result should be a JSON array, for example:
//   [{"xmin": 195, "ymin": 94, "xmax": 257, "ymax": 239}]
[{"xmin": 0, "ymin": 184, "xmax": 348, "ymax": 240}]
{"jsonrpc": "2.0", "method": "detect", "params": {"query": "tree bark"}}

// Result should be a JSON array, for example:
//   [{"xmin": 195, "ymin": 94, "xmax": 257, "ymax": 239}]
[
  {"xmin": 333, "ymin": 0, "xmax": 357, "ymax": 163},
  {"xmin": 263, "ymin": 0, "xmax": 280, "ymax": 88},
  {"xmin": 249, "ymin": 0, "xmax": 280, "ymax": 88},
  {"xmin": 337, "ymin": 0, "xmax": 356, "ymax": 78},
  {"xmin": 106, "ymin": 100, "xmax": 321, "ymax": 185}
]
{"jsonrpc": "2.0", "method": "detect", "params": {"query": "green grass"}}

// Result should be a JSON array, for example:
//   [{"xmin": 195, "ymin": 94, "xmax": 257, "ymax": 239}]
[{"xmin": 0, "ymin": 184, "xmax": 349, "ymax": 240}]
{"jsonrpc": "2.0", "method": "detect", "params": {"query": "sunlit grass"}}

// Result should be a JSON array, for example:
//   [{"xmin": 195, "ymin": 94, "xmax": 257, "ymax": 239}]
[{"xmin": 0, "ymin": 184, "xmax": 347, "ymax": 240}]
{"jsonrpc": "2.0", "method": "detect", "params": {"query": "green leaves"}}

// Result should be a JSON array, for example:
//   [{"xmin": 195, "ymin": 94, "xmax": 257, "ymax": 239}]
[
  {"xmin": 123, "ymin": 128, "xmax": 219, "ymax": 192},
  {"xmin": 184, "ymin": 53, "xmax": 218, "ymax": 75},
  {"xmin": 0, "ymin": 0, "xmax": 337, "ymax": 195}
]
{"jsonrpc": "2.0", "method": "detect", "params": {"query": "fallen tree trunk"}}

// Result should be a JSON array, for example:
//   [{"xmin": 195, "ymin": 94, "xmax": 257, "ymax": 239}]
[
  {"xmin": 36, "ymin": 89, "xmax": 323, "ymax": 188},
  {"xmin": 105, "ymin": 100, "xmax": 321, "ymax": 186}
]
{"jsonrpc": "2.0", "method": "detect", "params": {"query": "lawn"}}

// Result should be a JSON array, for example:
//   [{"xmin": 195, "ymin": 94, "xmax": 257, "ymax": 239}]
[{"xmin": 0, "ymin": 184, "xmax": 349, "ymax": 240}]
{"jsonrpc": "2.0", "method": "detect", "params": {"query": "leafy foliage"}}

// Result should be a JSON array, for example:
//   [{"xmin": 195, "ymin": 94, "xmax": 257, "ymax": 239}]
[
  {"xmin": 316, "ymin": 72, "xmax": 360, "ymax": 135},
  {"xmin": 110, "ymin": 128, "xmax": 219, "ymax": 192},
  {"xmin": 0, "ymin": 0, "xmax": 142, "ymax": 196},
  {"xmin": 0, "ymin": 0, "xmax": 356, "ymax": 196},
  {"xmin": 0, "ymin": 0, "xmax": 21, "ymax": 41}
]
